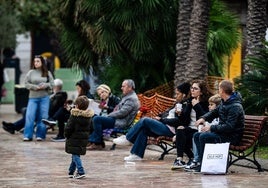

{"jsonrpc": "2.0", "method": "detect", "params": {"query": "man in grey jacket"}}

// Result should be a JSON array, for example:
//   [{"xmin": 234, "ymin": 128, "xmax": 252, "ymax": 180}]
[{"xmin": 88, "ymin": 79, "xmax": 140, "ymax": 150}]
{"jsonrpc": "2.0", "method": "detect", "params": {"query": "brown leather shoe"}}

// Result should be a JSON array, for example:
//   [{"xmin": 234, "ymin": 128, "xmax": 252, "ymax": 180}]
[
  {"xmin": 87, "ymin": 143, "xmax": 103, "ymax": 150},
  {"xmin": 87, "ymin": 142, "xmax": 92, "ymax": 147}
]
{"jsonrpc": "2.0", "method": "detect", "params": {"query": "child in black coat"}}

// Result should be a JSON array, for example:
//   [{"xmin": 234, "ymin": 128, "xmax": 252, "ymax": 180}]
[{"xmin": 64, "ymin": 95, "xmax": 94, "ymax": 179}]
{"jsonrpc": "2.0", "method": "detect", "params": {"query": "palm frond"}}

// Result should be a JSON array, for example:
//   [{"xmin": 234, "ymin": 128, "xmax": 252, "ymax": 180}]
[{"xmin": 234, "ymin": 42, "xmax": 268, "ymax": 115}]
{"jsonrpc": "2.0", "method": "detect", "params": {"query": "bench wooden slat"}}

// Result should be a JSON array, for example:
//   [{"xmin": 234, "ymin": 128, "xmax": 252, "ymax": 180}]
[{"xmin": 228, "ymin": 115, "xmax": 268, "ymax": 172}]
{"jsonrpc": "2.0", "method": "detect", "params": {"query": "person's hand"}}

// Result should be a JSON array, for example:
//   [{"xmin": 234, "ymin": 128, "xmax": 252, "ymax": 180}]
[
  {"xmin": 201, "ymin": 124, "xmax": 211, "ymax": 132},
  {"xmin": 192, "ymin": 96, "xmax": 200, "ymax": 106},
  {"xmin": 36, "ymin": 83, "xmax": 46, "ymax": 90},
  {"xmin": 66, "ymin": 104, "xmax": 75, "ymax": 111},
  {"xmin": 98, "ymin": 103, "xmax": 105, "ymax": 109},
  {"xmin": 153, "ymin": 116, "xmax": 161, "ymax": 120},
  {"xmin": 175, "ymin": 110, "xmax": 182, "ymax": 115},
  {"xmin": 195, "ymin": 118, "xmax": 205, "ymax": 127},
  {"xmin": 99, "ymin": 104, "xmax": 108, "ymax": 109},
  {"xmin": 99, "ymin": 101, "xmax": 107, "ymax": 109}
]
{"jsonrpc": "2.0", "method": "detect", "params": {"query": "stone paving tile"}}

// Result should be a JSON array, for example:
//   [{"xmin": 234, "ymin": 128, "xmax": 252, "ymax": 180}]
[{"xmin": 1, "ymin": 104, "xmax": 268, "ymax": 188}]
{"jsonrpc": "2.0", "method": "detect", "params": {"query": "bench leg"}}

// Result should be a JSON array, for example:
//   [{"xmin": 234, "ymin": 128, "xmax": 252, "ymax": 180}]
[
  {"xmin": 157, "ymin": 142, "xmax": 176, "ymax": 160},
  {"xmin": 110, "ymin": 143, "xmax": 116, "ymax": 150},
  {"xmin": 159, "ymin": 150, "xmax": 168, "ymax": 160},
  {"xmin": 228, "ymin": 150, "xmax": 264, "ymax": 172}
]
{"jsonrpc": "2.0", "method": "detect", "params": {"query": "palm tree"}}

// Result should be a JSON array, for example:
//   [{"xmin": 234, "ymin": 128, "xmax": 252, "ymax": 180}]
[
  {"xmin": 54, "ymin": 0, "xmax": 241, "ymax": 94},
  {"xmin": 185, "ymin": 0, "xmax": 211, "ymax": 81},
  {"xmin": 234, "ymin": 42, "xmax": 268, "ymax": 115},
  {"xmin": 174, "ymin": 0, "xmax": 241, "ymax": 87},
  {"xmin": 174, "ymin": 0, "xmax": 194, "ymax": 86},
  {"xmin": 56, "ymin": 0, "xmax": 178, "ymax": 93},
  {"xmin": 207, "ymin": 0, "xmax": 241, "ymax": 76},
  {"xmin": 244, "ymin": 0, "xmax": 268, "ymax": 72}
]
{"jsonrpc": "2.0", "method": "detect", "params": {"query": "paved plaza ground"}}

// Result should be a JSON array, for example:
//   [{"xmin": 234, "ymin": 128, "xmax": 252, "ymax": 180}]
[{"xmin": 1, "ymin": 104, "xmax": 268, "ymax": 188}]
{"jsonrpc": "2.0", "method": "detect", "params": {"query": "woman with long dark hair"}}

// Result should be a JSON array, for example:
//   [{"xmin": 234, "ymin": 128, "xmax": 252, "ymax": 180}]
[
  {"xmin": 171, "ymin": 79, "xmax": 212, "ymax": 170},
  {"xmin": 23, "ymin": 55, "xmax": 54, "ymax": 141}
]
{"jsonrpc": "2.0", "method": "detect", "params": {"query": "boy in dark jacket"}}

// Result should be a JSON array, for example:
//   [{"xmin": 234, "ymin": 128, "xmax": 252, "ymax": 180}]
[{"xmin": 64, "ymin": 96, "xmax": 94, "ymax": 179}]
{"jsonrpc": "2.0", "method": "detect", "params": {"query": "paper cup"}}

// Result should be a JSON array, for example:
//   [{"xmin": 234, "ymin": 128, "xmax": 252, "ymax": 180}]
[{"xmin": 176, "ymin": 103, "xmax": 182, "ymax": 111}]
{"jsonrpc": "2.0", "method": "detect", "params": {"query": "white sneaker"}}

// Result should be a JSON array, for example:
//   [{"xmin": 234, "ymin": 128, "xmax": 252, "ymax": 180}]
[
  {"xmin": 124, "ymin": 154, "xmax": 142, "ymax": 161},
  {"xmin": 36, "ymin": 137, "xmax": 43, "ymax": 141},
  {"xmin": 23, "ymin": 137, "xmax": 32, "ymax": 141},
  {"xmin": 113, "ymin": 135, "xmax": 131, "ymax": 146},
  {"xmin": 42, "ymin": 119, "xmax": 57, "ymax": 125}
]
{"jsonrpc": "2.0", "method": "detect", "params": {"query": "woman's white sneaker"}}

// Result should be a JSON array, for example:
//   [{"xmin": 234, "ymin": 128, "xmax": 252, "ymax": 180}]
[
  {"xmin": 113, "ymin": 135, "xmax": 131, "ymax": 146},
  {"xmin": 124, "ymin": 154, "xmax": 142, "ymax": 161}
]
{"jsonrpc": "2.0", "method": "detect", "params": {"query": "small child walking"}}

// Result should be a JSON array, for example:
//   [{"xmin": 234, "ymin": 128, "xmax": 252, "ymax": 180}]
[{"xmin": 64, "ymin": 95, "xmax": 94, "ymax": 179}]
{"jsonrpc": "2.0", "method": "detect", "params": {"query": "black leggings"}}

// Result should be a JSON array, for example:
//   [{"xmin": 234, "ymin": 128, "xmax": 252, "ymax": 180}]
[{"xmin": 175, "ymin": 127, "xmax": 197, "ymax": 159}]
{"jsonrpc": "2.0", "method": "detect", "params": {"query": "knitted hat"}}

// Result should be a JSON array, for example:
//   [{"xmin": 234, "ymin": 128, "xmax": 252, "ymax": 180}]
[
  {"xmin": 54, "ymin": 78, "xmax": 63, "ymax": 86},
  {"xmin": 97, "ymin": 84, "xmax": 111, "ymax": 94},
  {"xmin": 177, "ymin": 82, "xmax": 191, "ymax": 95}
]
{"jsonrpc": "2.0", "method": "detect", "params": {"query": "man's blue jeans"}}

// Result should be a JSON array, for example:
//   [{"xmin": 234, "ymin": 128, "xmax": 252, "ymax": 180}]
[
  {"xmin": 69, "ymin": 154, "xmax": 85, "ymax": 175},
  {"xmin": 192, "ymin": 138, "xmax": 199, "ymax": 162},
  {"xmin": 24, "ymin": 96, "xmax": 50, "ymax": 139},
  {"xmin": 89, "ymin": 116, "xmax": 115, "ymax": 143},
  {"xmin": 193, "ymin": 132, "xmax": 222, "ymax": 163},
  {"xmin": 126, "ymin": 117, "xmax": 174, "ymax": 158}
]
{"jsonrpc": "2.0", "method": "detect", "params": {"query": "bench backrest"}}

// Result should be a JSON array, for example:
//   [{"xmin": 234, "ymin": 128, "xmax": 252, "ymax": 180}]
[
  {"xmin": 230, "ymin": 115, "xmax": 268, "ymax": 151},
  {"xmin": 138, "ymin": 93, "xmax": 176, "ymax": 118}
]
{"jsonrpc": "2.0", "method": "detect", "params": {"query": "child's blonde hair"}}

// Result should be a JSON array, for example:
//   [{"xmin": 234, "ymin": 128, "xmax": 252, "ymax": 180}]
[
  {"xmin": 74, "ymin": 96, "xmax": 89, "ymax": 110},
  {"xmin": 208, "ymin": 94, "xmax": 221, "ymax": 106}
]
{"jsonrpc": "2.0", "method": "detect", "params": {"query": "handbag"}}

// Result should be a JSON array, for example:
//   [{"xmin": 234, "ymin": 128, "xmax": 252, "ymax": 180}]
[{"xmin": 201, "ymin": 142, "xmax": 230, "ymax": 174}]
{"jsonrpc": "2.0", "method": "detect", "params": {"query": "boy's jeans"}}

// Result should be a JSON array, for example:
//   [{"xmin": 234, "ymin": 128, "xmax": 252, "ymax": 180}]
[{"xmin": 69, "ymin": 154, "xmax": 85, "ymax": 175}]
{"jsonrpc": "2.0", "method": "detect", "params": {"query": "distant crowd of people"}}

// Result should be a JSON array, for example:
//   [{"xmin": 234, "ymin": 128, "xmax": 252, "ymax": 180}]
[{"xmin": 1, "ymin": 55, "xmax": 245, "ymax": 179}]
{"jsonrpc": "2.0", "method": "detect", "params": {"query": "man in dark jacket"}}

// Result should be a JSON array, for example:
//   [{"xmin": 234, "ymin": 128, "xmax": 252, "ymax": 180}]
[{"xmin": 191, "ymin": 80, "xmax": 245, "ymax": 172}]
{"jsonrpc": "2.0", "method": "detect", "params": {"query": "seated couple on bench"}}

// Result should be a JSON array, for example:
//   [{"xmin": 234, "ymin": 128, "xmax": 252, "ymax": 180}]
[{"xmin": 114, "ymin": 80, "xmax": 246, "ymax": 173}]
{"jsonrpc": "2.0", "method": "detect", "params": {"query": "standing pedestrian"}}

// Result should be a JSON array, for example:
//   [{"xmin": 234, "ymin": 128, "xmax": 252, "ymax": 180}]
[{"xmin": 23, "ymin": 55, "xmax": 54, "ymax": 141}]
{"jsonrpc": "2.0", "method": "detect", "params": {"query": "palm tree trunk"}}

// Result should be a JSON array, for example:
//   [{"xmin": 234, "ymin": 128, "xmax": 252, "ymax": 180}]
[
  {"xmin": 174, "ymin": 0, "xmax": 194, "ymax": 86},
  {"xmin": 244, "ymin": 0, "xmax": 268, "ymax": 72},
  {"xmin": 186, "ymin": 0, "xmax": 211, "ymax": 81}
]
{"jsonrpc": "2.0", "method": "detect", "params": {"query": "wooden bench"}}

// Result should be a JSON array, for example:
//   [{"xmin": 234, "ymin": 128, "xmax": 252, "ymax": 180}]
[
  {"xmin": 228, "ymin": 115, "xmax": 268, "ymax": 172},
  {"xmin": 111, "ymin": 84, "xmax": 268, "ymax": 170},
  {"xmin": 149, "ymin": 115, "xmax": 268, "ymax": 165}
]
